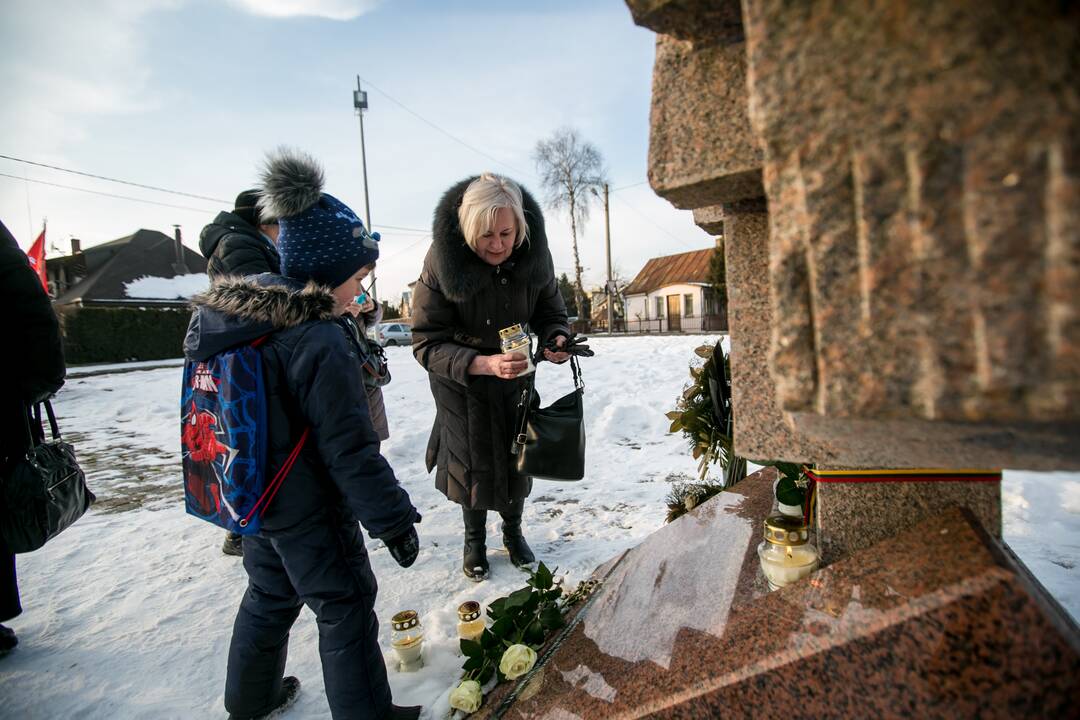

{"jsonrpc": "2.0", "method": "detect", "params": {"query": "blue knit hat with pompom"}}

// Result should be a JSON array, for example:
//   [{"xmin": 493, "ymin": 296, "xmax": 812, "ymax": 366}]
[{"xmin": 257, "ymin": 147, "xmax": 379, "ymax": 288}]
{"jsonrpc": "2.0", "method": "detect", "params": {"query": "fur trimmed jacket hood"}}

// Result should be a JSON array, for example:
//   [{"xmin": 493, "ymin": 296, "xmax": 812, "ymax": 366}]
[
  {"xmin": 426, "ymin": 176, "xmax": 554, "ymax": 303},
  {"xmin": 184, "ymin": 274, "xmax": 336, "ymax": 361}
]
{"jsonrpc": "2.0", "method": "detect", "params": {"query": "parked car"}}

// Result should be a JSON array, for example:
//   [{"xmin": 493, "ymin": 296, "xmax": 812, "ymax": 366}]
[{"xmin": 373, "ymin": 321, "xmax": 412, "ymax": 346}]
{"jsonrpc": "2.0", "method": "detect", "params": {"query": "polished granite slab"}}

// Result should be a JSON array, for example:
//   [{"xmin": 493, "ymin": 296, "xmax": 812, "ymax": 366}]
[{"xmin": 478, "ymin": 469, "xmax": 1080, "ymax": 719}]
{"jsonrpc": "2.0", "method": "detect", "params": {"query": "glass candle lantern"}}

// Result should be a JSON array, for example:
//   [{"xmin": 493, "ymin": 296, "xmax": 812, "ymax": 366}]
[
  {"xmin": 757, "ymin": 513, "xmax": 820, "ymax": 591},
  {"xmin": 498, "ymin": 324, "xmax": 535, "ymax": 376},
  {"xmin": 390, "ymin": 610, "xmax": 424, "ymax": 672},
  {"xmin": 457, "ymin": 601, "xmax": 485, "ymax": 643}
]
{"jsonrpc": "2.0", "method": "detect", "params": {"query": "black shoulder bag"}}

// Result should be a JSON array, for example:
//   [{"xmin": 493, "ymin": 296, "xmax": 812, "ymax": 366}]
[
  {"xmin": 510, "ymin": 354, "xmax": 586, "ymax": 481},
  {"xmin": 1, "ymin": 401, "xmax": 96, "ymax": 553}
]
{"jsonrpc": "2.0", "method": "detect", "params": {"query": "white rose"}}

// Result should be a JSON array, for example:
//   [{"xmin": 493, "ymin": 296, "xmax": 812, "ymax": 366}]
[
  {"xmin": 499, "ymin": 643, "xmax": 537, "ymax": 680},
  {"xmin": 449, "ymin": 680, "xmax": 482, "ymax": 714}
]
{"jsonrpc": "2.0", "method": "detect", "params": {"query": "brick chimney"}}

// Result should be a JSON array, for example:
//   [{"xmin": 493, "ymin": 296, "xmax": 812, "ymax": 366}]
[
  {"xmin": 70, "ymin": 238, "xmax": 82, "ymax": 254},
  {"xmin": 173, "ymin": 225, "xmax": 188, "ymax": 274}
]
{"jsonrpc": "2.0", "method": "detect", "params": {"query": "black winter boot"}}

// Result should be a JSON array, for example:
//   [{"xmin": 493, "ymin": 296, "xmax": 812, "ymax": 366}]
[
  {"xmin": 462, "ymin": 509, "xmax": 489, "ymax": 581},
  {"xmin": 228, "ymin": 676, "xmax": 300, "ymax": 720},
  {"xmin": 0, "ymin": 624, "xmax": 17, "ymax": 656},
  {"xmin": 222, "ymin": 531, "xmax": 244, "ymax": 557},
  {"xmin": 501, "ymin": 502, "xmax": 535, "ymax": 568},
  {"xmin": 385, "ymin": 704, "xmax": 422, "ymax": 720}
]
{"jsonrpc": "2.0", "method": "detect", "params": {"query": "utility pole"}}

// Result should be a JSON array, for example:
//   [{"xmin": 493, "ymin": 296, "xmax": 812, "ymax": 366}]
[
  {"xmin": 353, "ymin": 75, "xmax": 376, "ymax": 301},
  {"xmin": 603, "ymin": 182, "xmax": 614, "ymax": 335}
]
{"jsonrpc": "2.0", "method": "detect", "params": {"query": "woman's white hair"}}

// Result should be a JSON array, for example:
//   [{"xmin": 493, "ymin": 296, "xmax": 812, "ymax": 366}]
[{"xmin": 457, "ymin": 173, "xmax": 530, "ymax": 251}]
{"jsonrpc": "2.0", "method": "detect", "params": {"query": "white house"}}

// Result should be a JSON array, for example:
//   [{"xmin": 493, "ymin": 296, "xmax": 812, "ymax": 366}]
[{"xmin": 623, "ymin": 248, "xmax": 726, "ymax": 333}]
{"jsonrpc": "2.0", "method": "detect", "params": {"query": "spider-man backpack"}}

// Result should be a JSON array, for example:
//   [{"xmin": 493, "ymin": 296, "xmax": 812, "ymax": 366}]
[{"xmin": 180, "ymin": 337, "xmax": 307, "ymax": 535}]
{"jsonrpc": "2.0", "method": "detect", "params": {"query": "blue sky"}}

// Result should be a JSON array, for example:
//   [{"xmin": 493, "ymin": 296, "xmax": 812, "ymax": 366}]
[{"xmin": 0, "ymin": 0, "xmax": 711, "ymax": 300}]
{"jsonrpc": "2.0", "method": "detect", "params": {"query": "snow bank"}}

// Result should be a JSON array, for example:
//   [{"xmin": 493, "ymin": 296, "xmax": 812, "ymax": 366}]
[
  {"xmin": 124, "ymin": 273, "xmax": 209, "ymax": 299},
  {"xmin": 1, "ymin": 335, "xmax": 1075, "ymax": 719}
]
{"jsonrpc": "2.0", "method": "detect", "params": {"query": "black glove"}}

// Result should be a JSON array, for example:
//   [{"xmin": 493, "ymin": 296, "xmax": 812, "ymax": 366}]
[
  {"xmin": 538, "ymin": 333, "xmax": 594, "ymax": 361},
  {"xmin": 386, "ymin": 517, "xmax": 421, "ymax": 568}
]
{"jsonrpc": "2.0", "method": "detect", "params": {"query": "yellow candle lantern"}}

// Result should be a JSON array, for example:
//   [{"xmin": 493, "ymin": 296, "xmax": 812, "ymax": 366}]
[
  {"xmin": 390, "ymin": 610, "xmax": 424, "ymax": 672},
  {"xmin": 757, "ymin": 513, "xmax": 820, "ymax": 590},
  {"xmin": 457, "ymin": 601, "xmax": 485, "ymax": 643}
]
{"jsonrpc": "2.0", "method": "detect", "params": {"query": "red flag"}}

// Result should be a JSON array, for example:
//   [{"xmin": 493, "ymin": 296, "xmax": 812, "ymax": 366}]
[{"xmin": 26, "ymin": 227, "xmax": 47, "ymax": 293}]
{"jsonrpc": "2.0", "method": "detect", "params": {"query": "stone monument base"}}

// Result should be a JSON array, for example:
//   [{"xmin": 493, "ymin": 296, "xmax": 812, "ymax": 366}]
[{"xmin": 476, "ymin": 468, "xmax": 1080, "ymax": 718}]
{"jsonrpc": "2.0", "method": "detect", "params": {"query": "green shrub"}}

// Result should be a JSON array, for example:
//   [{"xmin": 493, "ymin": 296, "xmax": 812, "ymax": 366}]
[{"xmin": 61, "ymin": 306, "xmax": 191, "ymax": 364}]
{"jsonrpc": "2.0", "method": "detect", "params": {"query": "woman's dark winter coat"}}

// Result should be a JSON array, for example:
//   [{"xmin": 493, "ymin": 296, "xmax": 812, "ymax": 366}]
[
  {"xmin": 199, "ymin": 211, "xmax": 281, "ymax": 279},
  {"xmin": 184, "ymin": 275, "xmax": 417, "ymax": 719},
  {"xmin": 411, "ymin": 177, "xmax": 569, "ymax": 512},
  {"xmin": 0, "ymin": 219, "xmax": 66, "ymax": 623}
]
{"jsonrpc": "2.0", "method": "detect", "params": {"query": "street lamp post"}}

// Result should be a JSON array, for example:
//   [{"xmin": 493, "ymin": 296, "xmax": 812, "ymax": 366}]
[
  {"xmin": 602, "ymin": 182, "xmax": 613, "ymax": 335},
  {"xmin": 353, "ymin": 75, "xmax": 376, "ymax": 301},
  {"xmin": 591, "ymin": 183, "xmax": 615, "ymax": 335}
]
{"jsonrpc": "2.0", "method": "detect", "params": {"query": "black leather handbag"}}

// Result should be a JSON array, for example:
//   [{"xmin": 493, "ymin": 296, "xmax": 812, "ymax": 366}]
[
  {"xmin": 511, "ymin": 355, "xmax": 585, "ymax": 481},
  {"xmin": 1, "ymin": 401, "xmax": 95, "ymax": 553}
]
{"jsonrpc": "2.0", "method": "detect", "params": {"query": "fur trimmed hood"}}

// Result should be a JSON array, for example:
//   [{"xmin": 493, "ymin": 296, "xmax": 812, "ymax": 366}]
[
  {"xmin": 184, "ymin": 275, "xmax": 337, "ymax": 361},
  {"xmin": 427, "ymin": 176, "xmax": 553, "ymax": 303}
]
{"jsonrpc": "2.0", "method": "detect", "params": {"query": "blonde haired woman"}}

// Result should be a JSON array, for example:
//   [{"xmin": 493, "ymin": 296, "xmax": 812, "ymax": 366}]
[{"xmin": 412, "ymin": 173, "xmax": 569, "ymax": 581}]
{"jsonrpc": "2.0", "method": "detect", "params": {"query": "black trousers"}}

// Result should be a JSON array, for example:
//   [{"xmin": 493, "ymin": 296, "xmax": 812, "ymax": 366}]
[
  {"xmin": 0, "ymin": 546, "xmax": 19, "ymax": 623},
  {"xmin": 225, "ymin": 512, "xmax": 392, "ymax": 719}
]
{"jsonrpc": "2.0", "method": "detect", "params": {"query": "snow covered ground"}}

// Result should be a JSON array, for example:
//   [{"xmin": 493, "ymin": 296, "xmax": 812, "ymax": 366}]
[{"xmin": 1, "ymin": 335, "xmax": 1077, "ymax": 719}]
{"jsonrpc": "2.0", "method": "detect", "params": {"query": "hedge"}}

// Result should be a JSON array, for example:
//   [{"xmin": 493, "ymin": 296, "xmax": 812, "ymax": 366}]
[{"xmin": 60, "ymin": 306, "xmax": 192, "ymax": 365}]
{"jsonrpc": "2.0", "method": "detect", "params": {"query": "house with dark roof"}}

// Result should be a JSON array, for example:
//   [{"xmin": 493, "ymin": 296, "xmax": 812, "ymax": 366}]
[
  {"xmin": 49, "ymin": 228, "xmax": 207, "ymax": 308},
  {"xmin": 623, "ymin": 248, "xmax": 727, "ymax": 333}
]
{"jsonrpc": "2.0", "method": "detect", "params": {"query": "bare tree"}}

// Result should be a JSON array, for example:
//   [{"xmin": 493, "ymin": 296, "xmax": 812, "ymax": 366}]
[{"xmin": 533, "ymin": 128, "xmax": 607, "ymax": 321}]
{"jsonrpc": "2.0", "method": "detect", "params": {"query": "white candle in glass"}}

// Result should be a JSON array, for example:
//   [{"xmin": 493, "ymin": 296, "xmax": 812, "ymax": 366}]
[
  {"xmin": 457, "ymin": 601, "xmax": 485, "ymax": 644},
  {"xmin": 390, "ymin": 610, "xmax": 424, "ymax": 671},
  {"xmin": 757, "ymin": 514, "xmax": 820, "ymax": 590}
]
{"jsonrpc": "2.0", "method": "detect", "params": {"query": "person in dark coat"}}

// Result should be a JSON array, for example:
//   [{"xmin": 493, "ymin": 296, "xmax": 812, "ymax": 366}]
[
  {"xmin": 342, "ymin": 288, "xmax": 391, "ymax": 443},
  {"xmin": 186, "ymin": 149, "xmax": 421, "ymax": 720},
  {"xmin": 200, "ymin": 189, "xmax": 282, "ymax": 279},
  {"xmin": 411, "ymin": 173, "xmax": 570, "ymax": 581},
  {"xmin": 200, "ymin": 189, "xmax": 282, "ymax": 556},
  {"xmin": 0, "ymin": 218, "xmax": 66, "ymax": 655}
]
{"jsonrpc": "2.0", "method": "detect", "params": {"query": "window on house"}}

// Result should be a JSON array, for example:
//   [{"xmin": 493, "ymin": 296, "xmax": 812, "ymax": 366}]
[
  {"xmin": 703, "ymin": 288, "xmax": 716, "ymax": 316},
  {"xmin": 684, "ymin": 294, "xmax": 694, "ymax": 317},
  {"xmin": 655, "ymin": 296, "xmax": 664, "ymax": 318}
]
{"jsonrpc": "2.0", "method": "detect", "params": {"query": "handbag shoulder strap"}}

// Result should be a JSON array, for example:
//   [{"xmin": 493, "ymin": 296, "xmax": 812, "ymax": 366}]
[
  {"xmin": 42, "ymin": 400, "xmax": 61, "ymax": 440},
  {"xmin": 570, "ymin": 355, "xmax": 584, "ymax": 392},
  {"xmin": 21, "ymin": 401, "xmax": 52, "ymax": 450}
]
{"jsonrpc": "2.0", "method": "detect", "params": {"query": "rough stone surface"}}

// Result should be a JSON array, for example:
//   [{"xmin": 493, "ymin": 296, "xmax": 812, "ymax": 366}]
[
  {"xmin": 626, "ymin": 0, "xmax": 745, "ymax": 45},
  {"xmin": 480, "ymin": 483, "xmax": 1080, "ymax": 719},
  {"xmin": 742, "ymin": 0, "xmax": 1080, "ymax": 430},
  {"xmin": 647, "ymin": 34, "xmax": 763, "ymax": 209},
  {"xmin": 724, "ymin": 199, "xmax": 833, "ymax": 463},
  {"xmin": 634, "ymin": 0, "xmax": 1080, "ymax": 469},
  {"xmin": 691, "ymin": 204, "xmax": 724, "ymax": 236},
  {"xmin": 816, "ymin": 479, "xmax": 1001, "ymax": 563}
]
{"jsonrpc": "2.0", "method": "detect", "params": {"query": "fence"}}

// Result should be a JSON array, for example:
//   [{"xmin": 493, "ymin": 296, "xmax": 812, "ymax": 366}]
[{"xmin": 586, "ymin": 311, "xmax": 728, "ymax": 334}]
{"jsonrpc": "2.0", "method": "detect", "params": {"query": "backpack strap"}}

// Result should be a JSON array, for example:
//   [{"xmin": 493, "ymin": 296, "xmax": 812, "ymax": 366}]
[{"xmin": 239, "ymin": 427, "xmax": 310, "ymax": 528}]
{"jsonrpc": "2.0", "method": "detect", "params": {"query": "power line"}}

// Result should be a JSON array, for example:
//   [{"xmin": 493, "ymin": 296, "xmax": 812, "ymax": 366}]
[
  {"xmin": 0, "ymin": 172, "xmax": 220, "ymax": 214},
  {"xmin": 377, "ymin": 234, "xmax": 432, "ymax": 263},
  {"xmin": 611, "ymin": 180, "xmax": 647, "ymax": 192},
  {"xmin": 610, "ymin": 193, "xmax": 698, "ymax": 250},
  {"xmin": 357, "ymin": 76, "xmax": 536, "ymax": 180},
  {"xmin": 1, "ymin": 159, "xmax": 434, "ymax": 231},
  {"xmin": 373, "ymin": 223, "xmax": 429, "ymax": 234},
  {"xmin": 0, "ymin": 153, "xmax": 230, "ymax": 203}
]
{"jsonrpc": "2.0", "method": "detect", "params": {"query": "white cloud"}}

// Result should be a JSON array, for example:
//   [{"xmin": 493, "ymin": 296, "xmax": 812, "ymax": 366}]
[
  {"xmin": 227, "ymin": 0, "xmax": 381, "ymax": 21},
  {"xmin": 0, "ymin": 0, "xmax": 179, "ymax": 156}
]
